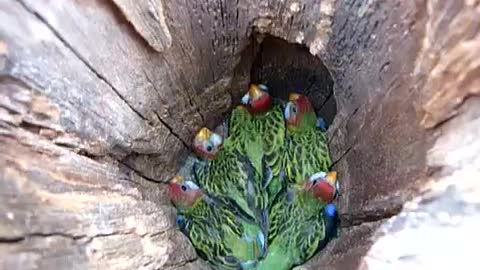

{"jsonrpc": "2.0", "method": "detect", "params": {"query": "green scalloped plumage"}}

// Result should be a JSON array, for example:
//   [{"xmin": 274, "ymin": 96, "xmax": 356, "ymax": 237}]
[
  {"xmin": 193, "ymin": 140, "xmax": 269, "ymax": 233},
  {"xmin": 176, "ymin": 194, "xmax": 265, "ymax": 270},
  {"xmin": 252, "ymin": 103, "xmax": 287, "ymax": 204},
  {"xmin": 256, "ymin": 186, "xmax": 330, "ymax": 270},
  {"xmin": 228, "ymin": 106, "xmax": 264, "ymax": 174},
  {"xmin": 283, "ymin": 127, "xmax": 331, "ymax": 185}
]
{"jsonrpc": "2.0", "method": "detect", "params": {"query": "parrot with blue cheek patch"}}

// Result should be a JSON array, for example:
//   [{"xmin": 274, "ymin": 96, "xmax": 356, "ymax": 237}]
[
  {"xmin": 283, "ymin": 93, "xmax": 337, "ymax": 198},
  {"xmin": 169, "ymin": 176, "xmax": 266, "ymax": 270},
  {"xmin": 192, "ymin": 127, "xmax": 270, "ymax": 234},
  {"xmin": 257, "ymin": 172, "xmax": 340, "ymax": 270},
  {"xmin": 240, "ymin": 84, "xmax": 287, "ymax": 206}
]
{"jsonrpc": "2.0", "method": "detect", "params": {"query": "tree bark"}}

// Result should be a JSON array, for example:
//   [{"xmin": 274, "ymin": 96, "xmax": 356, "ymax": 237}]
[{"xmin": 0, "ymin": 0, "xmax": 478, "ymax": 269}]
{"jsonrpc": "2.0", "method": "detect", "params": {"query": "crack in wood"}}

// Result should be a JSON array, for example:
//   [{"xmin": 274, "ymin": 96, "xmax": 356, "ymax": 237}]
[
  {"xmin": 153, "ymin": 111, "xmax": 190, "ymax": 148},
  {"xmin": 119, "ymin": 158, "xmax": 166, "ymax": 184},
  {"xmin": 328, "ymin": 104, "xmax": 362, "ymax": 145},
  {"xmin": 330, "ymin": 144, "xmax": 353, "ymax": 169},
  {"xmin": 13, "ymin": 0, "xmax": 193, "ymax": 179},
  {"xmin": 0, "ymin": 228, "xmax": 174, "ymax": 245},
  {"xmin": 141, "ymin": 69, "xmax": 190, "ymax": 147},
  {"xmin": 109, "ymin": 0, "xmax": 172, "ymax": 53},
  {"xmin": 424, "ymin": 93, "xmax": 480, "ymax": 130},
  {"xmin": 0, "ymin": 232, "xmax": 87, "ymax": 243},
  {"xmin": 339, "ymin": 204, "xmax": 404, "ymax": 228},
  {"xmin": 16, "ymin": 0, "xmax": 154, "ymax": 126},
  {"xmin": 189, "ymin": 92, "xmax": 206, "ymax": 124},
  {"xmin": 318, "ymin": 89, "xmax": 334, "ymax": 110}
]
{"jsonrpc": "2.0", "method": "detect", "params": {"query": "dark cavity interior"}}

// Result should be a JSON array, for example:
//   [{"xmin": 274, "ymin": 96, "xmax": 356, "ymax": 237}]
[{"xmin": 248, "ymin": 36, "xmax": 336, "ymax": 125}]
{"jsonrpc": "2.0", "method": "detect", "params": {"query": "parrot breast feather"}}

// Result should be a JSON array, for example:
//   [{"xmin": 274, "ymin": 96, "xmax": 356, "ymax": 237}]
[{"xmin": 284, "ymin": 128, "xmax": 331, "ymax": 185}]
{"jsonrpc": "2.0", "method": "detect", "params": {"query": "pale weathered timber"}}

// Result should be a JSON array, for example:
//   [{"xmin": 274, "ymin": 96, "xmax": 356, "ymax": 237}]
[
  {"xmin": 0, "ymin": 80, "xmax": 203, "ymax": 270},
  {"xmin": 0, "ymin": 0, "xmax": 479, "ymax": 269},
  {"xmin": 360, "ymin": 97, "xmax": 480, "ymax": 270},
  {"xmin": 111, "ymin": 0, "xmax": 173, "ymax": 52}
]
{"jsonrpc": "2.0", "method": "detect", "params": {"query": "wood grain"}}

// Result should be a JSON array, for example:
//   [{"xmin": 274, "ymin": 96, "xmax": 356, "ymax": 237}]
[
  {"xmin": 111, "ymin": 0, "xmax": 172, "ymax": 52},
  {"xmin": 0, "ymin": 81, "xmax": 200, "ymax": 269},
  {"xmin": 0, "ymin": 0, "xmax": 479, "ymax": 269}
]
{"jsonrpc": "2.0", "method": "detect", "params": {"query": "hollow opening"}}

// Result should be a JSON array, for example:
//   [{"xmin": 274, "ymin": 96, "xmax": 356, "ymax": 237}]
[
  {"xmin": 250, "ymin": 36, "xmax": 337, "ymax": 125},
  {"xmin": 177, "ymin": 35, "xmax": 344, "ymax": 268},
  {"xmin": 1, "ymin": 1, "xmax": 457, "ymax": 269},
  {"xmin": 176, "ymin": 29, "xmax": 427, "ymax": 268}
]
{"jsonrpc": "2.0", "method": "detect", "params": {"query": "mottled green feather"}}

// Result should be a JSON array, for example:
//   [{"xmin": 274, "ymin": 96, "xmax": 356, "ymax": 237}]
[
  {"xmin": 176, "ymin": 195, "xmax": 265, "ymax": 270},
  {"xmin": 283, "ymin": 127, "xmax": 331, "ymax": 185},
  {"xmin": 193, "ymin": 144, "xmax": 268, "ymax": 232},
  {"xmin": 257, "ymin": 186, "xmax": 328, "ymax": 270},
  {"xmin": 254, "ymin": 104, "xmax": 285, "ymax": 169},
  {"xmin": 228, "ymin": 106, "xmax": 264, "ymax": 173},
  {"xmin": 252, "ymin": 103, "xmax": 287, "ymax": 204}
]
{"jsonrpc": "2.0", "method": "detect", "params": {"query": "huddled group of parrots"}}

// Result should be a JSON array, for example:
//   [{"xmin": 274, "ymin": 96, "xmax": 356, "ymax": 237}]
[{"xmin": 168, "ymin": 84, "xmax": 340, "ymax": 270}]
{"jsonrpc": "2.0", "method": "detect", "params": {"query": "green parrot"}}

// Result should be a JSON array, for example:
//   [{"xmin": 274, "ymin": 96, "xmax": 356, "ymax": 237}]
[
  {"xmin": 257, "ymin": 172, "xmax": 339, "ymax": 270},
  {"xmin": 240, "ymin": 83, "xmax": 287, "ymax": 205},
  {"xmin": 192, "ymin": 127, "xmax": 269, "ymax": 233},
  {"xmin": 227, "ymin": 104, "xmax": 264, "ymax": 174},
  {"xmin": 283, "ymin": 93, "xmax": 335, "ymax": 193},
  {"xmin": 168, "ymin": 175, "xmax": 266, "ymax": 270}
]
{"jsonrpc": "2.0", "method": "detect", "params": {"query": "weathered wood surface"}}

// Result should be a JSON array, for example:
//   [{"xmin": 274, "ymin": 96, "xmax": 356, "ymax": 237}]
[
  {"xmin": 358, "ymin": 1, "xmax": 480, "ymax": 268},
  {"xmin": 0, "ymin": 0, "xmax": 479, "ymax": 269},
  {"xmin": 112, "ymin": 0, "xmax": 172, "ymax": 52},
  {"xmin": 359, "ymin": 99, "xmax": 480, "ymax": 270},
  {"xmin": 0, "ymin": 81, "xmax": 206, "ymax": 269}
]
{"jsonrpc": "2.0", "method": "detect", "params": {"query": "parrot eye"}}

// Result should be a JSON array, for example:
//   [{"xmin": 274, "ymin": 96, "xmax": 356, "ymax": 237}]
[
  {"xmin": 181, "ymin": 185, "xmax": 187, "ymax": 191},
  {"xmin": 205, "ymin": 144, "xmax": 213, "ymax": 152},
  {"xmin": 312, "ymin": 179, "xmax": 318, "ymax": 185},
  {"xmin": 291, "ymin": 105, "xmax": 297, "ymax": 114}
]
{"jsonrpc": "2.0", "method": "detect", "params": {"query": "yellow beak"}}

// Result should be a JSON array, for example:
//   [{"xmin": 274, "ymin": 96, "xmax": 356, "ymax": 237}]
[
  {"xmin": 171, "ymin": 175, "xmax": 183, "ymax": 183},
  {"xmin": 288, "ymin": 93, "xmax": 301, "ymax": 101},
  {"xmin": 249, "ymin": 84, "xmax": 262, "ymax": 99},
  {"xmin": 196, "ymin": 127, "xmax": 212, "ymax": 141},
  {"xmin": 326, "ymin": 171, "xmax": 337, "ymax": 185}
]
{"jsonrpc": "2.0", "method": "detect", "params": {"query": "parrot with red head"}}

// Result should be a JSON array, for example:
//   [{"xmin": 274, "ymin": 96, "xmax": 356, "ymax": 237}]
[
  {"xmin": 192, "ymin": 127, "xmax": 269, "ymax": 234},
  {"xmin": 257, "ymin": 171, "xmax": 339, "ymax": 270},
  {"xmin": 169, "ymin": 176, "xmax": 266, "ymax": 269},
  {"xmin": 240, "ymin": 84, "xmax": 287, "ymax": 205},
  {"xmin": 283, "ymin": 93, "xmax": 334, "ymax": 192}
]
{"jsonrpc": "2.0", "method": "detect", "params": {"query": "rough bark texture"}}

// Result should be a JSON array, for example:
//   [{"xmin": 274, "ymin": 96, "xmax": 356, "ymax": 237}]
[{"xmin": 0, "ymin": 0, "xmax": 478, "ymax": 269}]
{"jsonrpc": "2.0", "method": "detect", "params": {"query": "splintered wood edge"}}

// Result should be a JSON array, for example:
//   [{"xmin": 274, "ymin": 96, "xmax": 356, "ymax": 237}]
[{"xmin": 110, "ymin": 0, "xmax": 172, "ymax": 52}]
